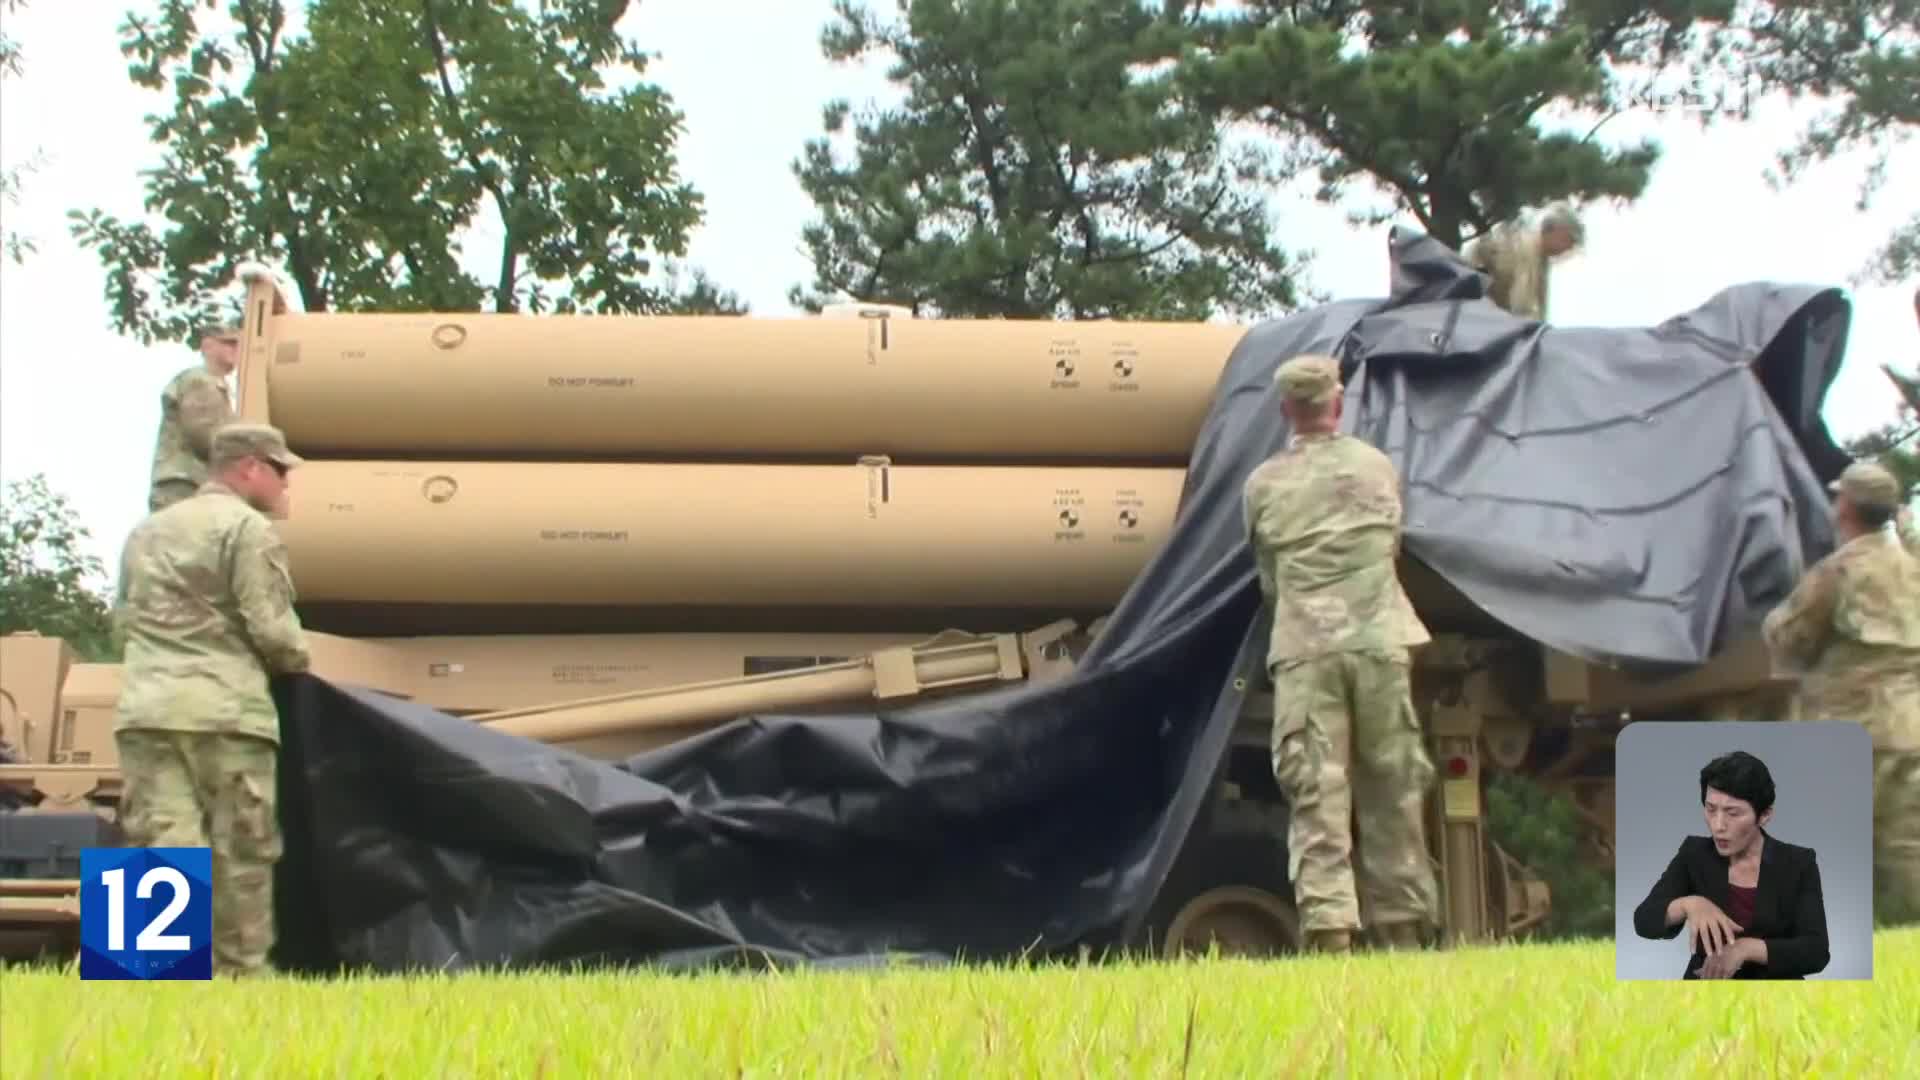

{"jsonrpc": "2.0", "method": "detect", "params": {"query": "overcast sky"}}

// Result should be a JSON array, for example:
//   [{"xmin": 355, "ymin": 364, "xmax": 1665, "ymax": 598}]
[{"xmin": 2, "ymin": 1, "xmax": 1915, "ymax": 582}]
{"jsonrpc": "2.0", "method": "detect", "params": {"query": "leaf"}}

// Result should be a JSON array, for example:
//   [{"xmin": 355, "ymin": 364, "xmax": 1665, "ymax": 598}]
[
  {"xmin": 70, "ymin": 0, "xmax": 743, "ymax": 341},
  {"xmin": 1170, "ymin": 0, "xmax": 1723, "ymax": 248},
  {"xmin": 788, "ymin": 0, "xmax": 1306, "ymax": 321},
  {"xmin": 0, "ymin": 475, "xmax": 120, "ymax": 662}
]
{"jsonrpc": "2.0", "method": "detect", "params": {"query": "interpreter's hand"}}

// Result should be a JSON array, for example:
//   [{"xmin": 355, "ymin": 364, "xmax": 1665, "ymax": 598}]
[
  {"xmin": 1681, "ymin": 896, "xmax": 1743, "ymax": 957},
  {"xmin": 1698, "ymin": 936, "xmax": 1759, "ymax": 979}
]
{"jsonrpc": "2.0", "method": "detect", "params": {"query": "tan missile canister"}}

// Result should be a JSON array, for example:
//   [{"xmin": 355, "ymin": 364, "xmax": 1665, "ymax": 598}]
[
  {"xmin": 277, "ymin": 459, "xmax": 1187, "ymax": 609},
  {"xmin": 257, "ymin": 313, "xmax": 1246, "ymax": 460}
]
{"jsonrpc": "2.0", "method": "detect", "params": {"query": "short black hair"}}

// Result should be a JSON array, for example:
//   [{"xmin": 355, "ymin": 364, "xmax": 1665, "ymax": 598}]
[{"xmin": 1700, "ymin": 751, "xmax": 1775, "ymax": 817}]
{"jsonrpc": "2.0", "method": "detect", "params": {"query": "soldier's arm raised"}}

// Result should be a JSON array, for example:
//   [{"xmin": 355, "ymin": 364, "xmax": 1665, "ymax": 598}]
[
  {"xmin": 1897, "ymin": 506, "xmax": 1917, "ymax": 557},
  {"xmin": 229, "ymin": 515, "xmax": 311, "ymax": 674},
  {"xmin": 1760, "ymin": 559, "xmax": 1840, "ymax": 674},
  {"xmin": 176, "ymin": 373, "xmax": 232, "ymax": 459}
]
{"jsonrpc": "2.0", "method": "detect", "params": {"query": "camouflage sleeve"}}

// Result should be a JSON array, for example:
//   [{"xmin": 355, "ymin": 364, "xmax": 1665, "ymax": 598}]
[
  {"xmin": 110, "ymin": 534, "xmax": 133, "ymax": 654},
  {"xmin": 1509, "ymin": 274, "xmax": 1545, "ymax": 320},
  {"xmin": 1243, "ymin": 479, "xmax": 1277, "ymax": 604},
  {"xmin": 175, "ymin": 372, "xmax": 232, "ymax": 458},
  {"xmin": 1462, "ymin": 236, "xmax": 1489, "ymax": 271},
  {"xmin": 228, "ymin": 515, "xmax": 311, "ymax": 674},
  {"xmin": 1372, "ymin": 447, "xmax": 1408, "ymax": 556},
  {"xmin": 1761, "ymin": 558, "xmax": 1840, "ymax": 674},
  {"xmin": 1897, "ymin": 509, "xmax": 1918, "ymax": 557}
]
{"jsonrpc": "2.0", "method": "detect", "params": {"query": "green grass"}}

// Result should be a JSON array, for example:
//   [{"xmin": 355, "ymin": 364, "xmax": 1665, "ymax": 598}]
[{"xmin": 5, "ymin": 930, "xmax": 1917, "ymax": 1076}]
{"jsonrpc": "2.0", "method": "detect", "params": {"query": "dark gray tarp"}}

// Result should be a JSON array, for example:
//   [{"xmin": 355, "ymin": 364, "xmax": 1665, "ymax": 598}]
[{"xmin": 267, "ymin": 228, "xmax": 1850, "ymax": 974}]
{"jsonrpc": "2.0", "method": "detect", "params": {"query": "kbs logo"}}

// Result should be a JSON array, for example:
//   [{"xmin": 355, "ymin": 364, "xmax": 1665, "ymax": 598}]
[
  {"xmin": 79, "ymin": 847, "xmax": 213, "ymax": 980},
  {"xmin": 1621, "ymin": 73, "xmax": 1755, "ymax": 118}
]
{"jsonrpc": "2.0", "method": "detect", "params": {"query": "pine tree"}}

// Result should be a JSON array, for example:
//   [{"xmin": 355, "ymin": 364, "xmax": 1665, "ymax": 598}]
[
  {"xmin": 1167, "ymin": 0, "xmax": 1744, "ymax": 248},
  {"xmin": 790, "ymin": 0, "xmax": 1304, "ymax": 320}
]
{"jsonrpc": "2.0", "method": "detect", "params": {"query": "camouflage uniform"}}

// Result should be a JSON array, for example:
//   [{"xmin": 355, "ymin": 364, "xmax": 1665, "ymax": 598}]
[
  {"xmin": 148, "ymin": 364, "xmax": 234, "ymax": 512},
  {"xmin": 1463, "ymin": 204, "xmax": 1582, "ymax": 321},
  {"xmin": 114, "ymin": 423, "xmax": 310, "ymax": 976},
  {"xmin": 1243, "ymin": 354, "xmax": 1440, "ymax": 952},
  {"xmin": 1762, "ymin": 463, "xmax": 1920, "ymax": 925}
]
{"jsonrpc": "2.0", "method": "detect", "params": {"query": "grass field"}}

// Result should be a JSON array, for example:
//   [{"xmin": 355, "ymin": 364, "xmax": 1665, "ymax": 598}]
[{"xmin": 5, "ymin": 929, "xmax": 1917, "ymax": 1075}]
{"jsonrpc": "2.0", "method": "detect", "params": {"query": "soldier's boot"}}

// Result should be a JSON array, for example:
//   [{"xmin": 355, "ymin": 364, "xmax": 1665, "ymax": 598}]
[
  {"xmin": 1375, "ymin": 921, "xmax": 1426, "ymax": 950},
  {"xmin": 1304, "ymin": 929, "xmax": 1352, "ymax": 954}
]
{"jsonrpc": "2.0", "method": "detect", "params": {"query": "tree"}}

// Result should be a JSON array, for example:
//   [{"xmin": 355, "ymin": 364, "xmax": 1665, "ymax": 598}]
[
  {"xmin": 0, "ymin": 476, "xmax": 119, "ymax": 663},
  {"xmin": 655, "ymin": 259, "xmax": 751, "ymax": 316},
  {"xmin": 69, "ymin": 0, "xmax": 742, "ymax": 346},
  {"xmin": 0, "ymin": 0, "xmax": 46, "ymax": 264},
  {"xmin": 1166, "ymin": 1, "xmax": 1739, "ymax": 249},
  {"xmin": 1485, "ymin": 771, "xmax": 1615, "ymax": 942},
  {"xmin": 1841, "ymin": 400, "xmax": 1919, "ymax": 509},
  {"xmin": 1734, "ymin": 2, "xmax": 1919, "ymax": 284},
  {"xmin": 789, "ymin": 0, "xmax": 1304, "ymax": 320}
]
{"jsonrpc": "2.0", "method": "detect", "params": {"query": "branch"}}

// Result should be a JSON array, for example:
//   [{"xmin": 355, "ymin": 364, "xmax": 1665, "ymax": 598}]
[
  {"xmin": 236, "ymin": 0, "xmax": 325, "ymax": 308},
  {"xmin": 1023, "ymin": 99, "xmax": 1101, "ymax": 265},
  {"xmin": 1887, "ymin": 363, "xmax": 1920, "ymax": 416},
  {"xmin": 1084, "ymin": 183, "xmax": 1229, "ymax": 267},
  {"xmin": 1271, "ymin": 100, "xmax": 1425, "ymax": 222},
  {"xmin": 418, "ymin": 0, "xmax": 518, "ymax": 309}
]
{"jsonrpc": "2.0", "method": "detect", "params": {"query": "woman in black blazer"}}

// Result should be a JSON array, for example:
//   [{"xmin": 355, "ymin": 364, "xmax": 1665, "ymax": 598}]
[{"xmin": 1631, "ymin": 750, "xmax": 1830, "ymax": 979}]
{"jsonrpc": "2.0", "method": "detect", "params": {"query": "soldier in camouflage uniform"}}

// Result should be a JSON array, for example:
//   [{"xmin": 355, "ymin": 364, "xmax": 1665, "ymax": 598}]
[
  {"xmin": 1463, "ymin": 203, "xmax": 1583, "ymax": 321},
  {"xmin": 1243, "ymin": 354, "xmax": 1441, "ymax": 954},
  {"xmin": 114, "ymin": 422, "xmax": 311, "ymax": 976},
  {"xmin": 147, "ymin": 324, "xmax": 240, "ymax": 512},
  {"xmin": 1761, "ymin": 462, "xmax": 1920, "ymax": 925}
]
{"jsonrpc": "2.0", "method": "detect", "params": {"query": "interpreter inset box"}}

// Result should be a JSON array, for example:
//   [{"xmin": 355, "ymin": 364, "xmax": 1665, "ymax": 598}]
[{"xmin": 1614, "ymin": 720, "xmax": 1872, "ymax": 980}]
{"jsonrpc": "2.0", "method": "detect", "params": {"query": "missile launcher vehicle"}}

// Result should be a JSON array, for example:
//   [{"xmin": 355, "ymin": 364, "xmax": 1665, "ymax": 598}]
[{"xmin": 1, "ymin": 263, "xmax": 1812, "ymax": 963}]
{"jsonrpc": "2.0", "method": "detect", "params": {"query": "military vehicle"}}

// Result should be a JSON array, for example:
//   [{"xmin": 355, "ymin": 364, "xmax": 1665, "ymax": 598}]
[{"xmin": 0, "ymin": 264, "xmax": 1804, "ymax": 963}]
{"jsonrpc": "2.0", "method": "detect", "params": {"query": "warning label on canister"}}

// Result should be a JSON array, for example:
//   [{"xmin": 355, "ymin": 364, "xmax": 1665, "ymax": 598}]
[
  {"xmin": 1108, "ymin": 345, "xmax": 1140, "ymax": 392},
  {"xmin": 551, "ymin": 662, "xmax": 648, "ymax": 686},
  {"xmin": 538, "ymin": 529, "xmax": 631, "ymax": 543},
  {"xmin": 1111, "ymin": 489, "xmax": 1146, "ymax": 544},
  {"xmin": 1052, "ymin": 487, "xmax": 1086, "ymax": 541},
  {"xmin": 1048, "ymin": 339, "xmax": 1081, "ymax": 390}
]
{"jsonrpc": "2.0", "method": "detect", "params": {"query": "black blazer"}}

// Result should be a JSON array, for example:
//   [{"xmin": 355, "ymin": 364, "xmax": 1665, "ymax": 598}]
[{"xmin": 1631, "ymin": 830, "xmax": 1830, "ymax": 979}]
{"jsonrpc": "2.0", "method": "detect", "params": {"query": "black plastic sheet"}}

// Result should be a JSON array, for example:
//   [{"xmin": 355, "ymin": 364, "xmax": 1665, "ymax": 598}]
[{"xmin": 268, "ymin": 229, "xmax": 1850, "ymax": 974}]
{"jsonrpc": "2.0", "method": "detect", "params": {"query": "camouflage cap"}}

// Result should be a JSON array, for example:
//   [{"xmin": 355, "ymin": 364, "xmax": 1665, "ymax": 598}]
[
  {"xmin": 1274, "ymin": 353, "xmax": 1342, "ymax": 405},
  {"xmin": 211, "ymin": 422, "xmax": 303, "ymax": 471},
  {"xmin": 1828, "ymin": 461, "xmax": 1902, "ymax": 514}
]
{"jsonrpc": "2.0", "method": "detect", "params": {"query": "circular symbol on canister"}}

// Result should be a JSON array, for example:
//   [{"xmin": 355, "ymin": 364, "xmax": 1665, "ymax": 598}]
[
  {"xmin": 1118, "ymin": 508, "xmax": 1139, "ymax": 529},
  {"xmin": 1059, "ymin": 508, "xmax": 1079, "ymax": 528},
  {"xmin": 430, "ymin": 323, "xmax": 467, "ymax": 350},
  {"xmin": 422, "ymin": 475, "xmax": 458, "ymax": 504}
]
